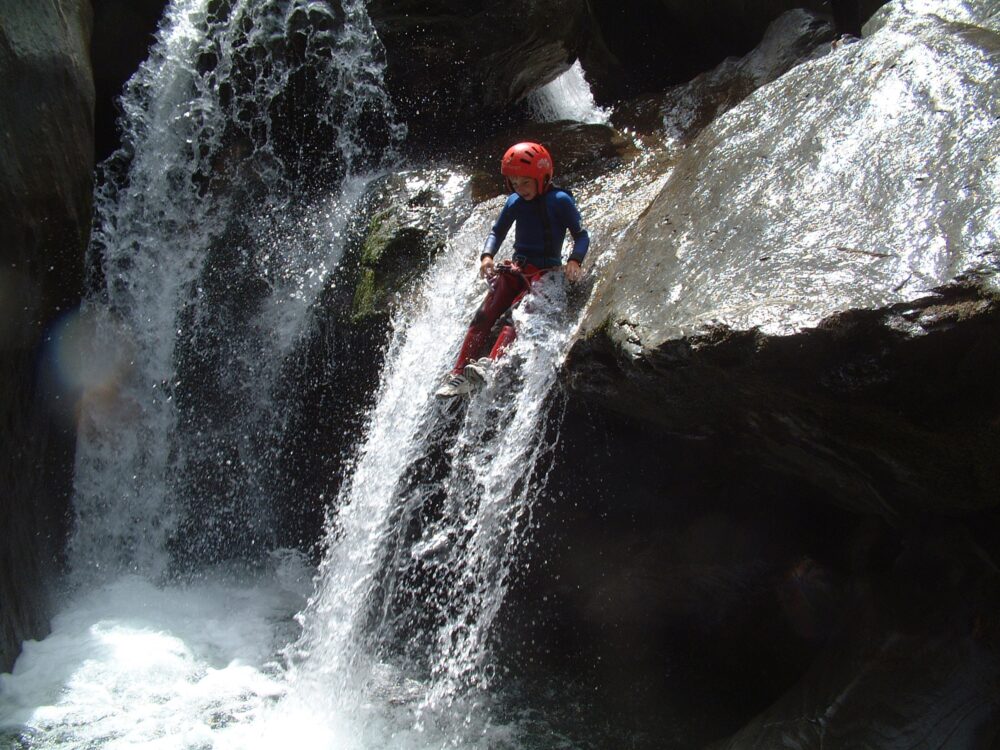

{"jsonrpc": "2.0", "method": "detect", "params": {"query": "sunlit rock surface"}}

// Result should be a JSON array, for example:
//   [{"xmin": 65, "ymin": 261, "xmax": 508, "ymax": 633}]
[
  {"xmin": 570, "ymin": 0, "xmax": 1000, "ymax": 515},
  {"xmin": 584, "ymin": 0, "xmax": 998, "ymax": 349},
  {"xmin": 0, "ymin": 0, "xmax": 95, "ymax": 672}
]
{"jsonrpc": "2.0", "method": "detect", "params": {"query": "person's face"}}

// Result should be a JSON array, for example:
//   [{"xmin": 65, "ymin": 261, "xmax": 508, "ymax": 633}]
[{"xmin": 509, "ymin": 175, "xmax": 537, "ymax": 201}]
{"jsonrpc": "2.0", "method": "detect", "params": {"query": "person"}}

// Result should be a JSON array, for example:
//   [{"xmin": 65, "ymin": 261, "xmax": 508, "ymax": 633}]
[{"xmin": 435, "ymin": 141, "xmax": 590, "ymax": 398}]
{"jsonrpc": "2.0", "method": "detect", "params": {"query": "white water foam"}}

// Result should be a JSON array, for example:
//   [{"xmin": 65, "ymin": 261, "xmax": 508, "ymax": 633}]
[{"xmin": 0, "ymin": 553, "xmax": 309, "ymax": 749}]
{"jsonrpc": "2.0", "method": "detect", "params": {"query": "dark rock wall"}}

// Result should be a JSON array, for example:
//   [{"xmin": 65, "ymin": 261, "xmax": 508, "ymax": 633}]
[
  {"xmin": 614, "ymin": 9, "xmax": 836, "ymax": 140},
  {"xmin": 707, "ymin": 517, "xmax": 1000, "ymax": 749},
  {"xmin": 500, "ymin": 400, "xmax": 858, "ymax": 747},
  {"xmin": 364, "ymin": 0, "xmax": 883, "ymax": 151},
  {"xmin": 585, "ymin": 0, "xmax": 821, "ymax": 96},
  {"xmin": 583, "ymin": 0, "xmax": 889, "ymax": 100},
  {"xmin": 0, "ymin": 0, "xmax": 95, "ymax": 671},
  {"xmin": 504, "ymin": 392, "xmax": 1000, "ymax": 749},
  {"xmin": 367, "ymin": 0, "xmax": 597, "ymax": 147},
  {"xmin": 569, "ymin": 288, "xmax": 1000, "ymax": 517},
  {"xmin": 91, "ymin": 0, "xmax": 167, "ymax": 161}
]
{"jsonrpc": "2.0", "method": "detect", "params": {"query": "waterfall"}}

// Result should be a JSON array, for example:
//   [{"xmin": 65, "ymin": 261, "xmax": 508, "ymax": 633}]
[
  {"xmin": 1, "ymin": 0, "xmax": 655, "ymax": 745},
  {"xmin": 527, "ymin": 60, "xmax": 610, "ymax": 125},
  {"xmin": 287, "ymin": 203, "xmax": 573, "ymax": 738},
  {"xmin": 68, "ymin": 0, "xmax": 404, "ymax": 581},
  {"xmin": 2, "ymin": 200, "xmax": 582, "ymax": 747}
]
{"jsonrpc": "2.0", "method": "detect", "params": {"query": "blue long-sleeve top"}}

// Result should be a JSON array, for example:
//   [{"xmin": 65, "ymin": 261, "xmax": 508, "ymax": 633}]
[{"xmin": 480, "ymin": 189, "xmax": 590, "ymax": 268}]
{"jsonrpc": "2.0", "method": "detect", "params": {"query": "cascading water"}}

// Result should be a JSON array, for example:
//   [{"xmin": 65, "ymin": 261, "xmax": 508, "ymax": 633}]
[
  {"xmin": 1, "ymin": 1, "xmax": 665, "ymax": 745},
  {"xmin": 70, "ymin": 0, "xmax": 404, "ymax": 579},
  {"xmin": 527, "ymin": 61, "xmax": 610, "ymax": 125},
  {"xmin": 285, "ymin": 207, "xmax": 574, "ymax": 738}
]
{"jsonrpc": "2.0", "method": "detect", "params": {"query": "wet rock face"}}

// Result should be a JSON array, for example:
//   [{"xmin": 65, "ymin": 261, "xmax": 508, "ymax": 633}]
[
  {"xmin": 366, "ymin": 0, "xmax": 594, "ymax": 145},
  {"xmin": 350, "ymin": 170, "xmax": 473, "ymax": 321},
  {"xmin": 547, "ymin": 5, "xmax": 1000, "ymax": 743},
  {"xmin": 584, "ymin": 0, "xmax": 999, "ymax": 351},
  {"xmin": 0, "ymin": 0, "xmax": 94, "ymax": 670},
  {"xmin": 571, "ymin": 0, "xmax": 1000, "ymax": 516}
]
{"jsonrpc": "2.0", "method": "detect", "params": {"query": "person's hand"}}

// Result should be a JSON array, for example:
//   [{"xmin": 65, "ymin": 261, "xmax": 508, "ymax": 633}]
[
  {"xmin": 564, "ymin": 259, "xmax": 583, "ymax": 283},
  {"xmin": 480, "ymin": 256, "xmax": 496, "ymax": 279}
]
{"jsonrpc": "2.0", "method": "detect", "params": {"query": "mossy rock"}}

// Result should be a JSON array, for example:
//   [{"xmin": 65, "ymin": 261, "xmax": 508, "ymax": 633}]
[{"xmin": 348, "ymin": 169, "xmax": 470, "ymax": 321}]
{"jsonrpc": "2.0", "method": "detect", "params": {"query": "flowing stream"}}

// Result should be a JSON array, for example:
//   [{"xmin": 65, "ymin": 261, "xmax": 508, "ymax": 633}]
[{"xmin": 0, "ymin": 1, "xmax": 658, "ymax": 747}]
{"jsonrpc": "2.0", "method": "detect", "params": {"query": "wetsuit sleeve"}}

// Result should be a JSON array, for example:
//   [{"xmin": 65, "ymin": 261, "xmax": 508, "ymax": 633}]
[
  {"xmin": 482, "ymin": 196, "xmax": 516, "ymax": 260},
  {"xmin": 557, "ymin": 192, "xmax": 590, "ymax": 263}
]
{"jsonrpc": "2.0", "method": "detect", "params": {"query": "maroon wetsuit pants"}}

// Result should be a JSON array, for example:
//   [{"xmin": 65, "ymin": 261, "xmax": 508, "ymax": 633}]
[{"xmin": 452, "ymin": 262, "xmax": 549, "ymax": 374}]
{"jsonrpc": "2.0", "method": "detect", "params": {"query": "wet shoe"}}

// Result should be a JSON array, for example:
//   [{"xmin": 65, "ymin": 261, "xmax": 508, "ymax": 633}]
[
  {"xmin": 463, "ymin": 357, "xmax": 492, "ymax": 385},
  {"xmin": 435, "ymin": 372, "xmax": 475, "ymax": 398}
]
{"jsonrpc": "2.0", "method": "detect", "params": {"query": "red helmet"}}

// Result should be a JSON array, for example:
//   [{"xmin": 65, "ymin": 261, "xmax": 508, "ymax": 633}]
[{"xmin": 501, "ymin": 142, "xmax": 554, "ymax": 195}]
